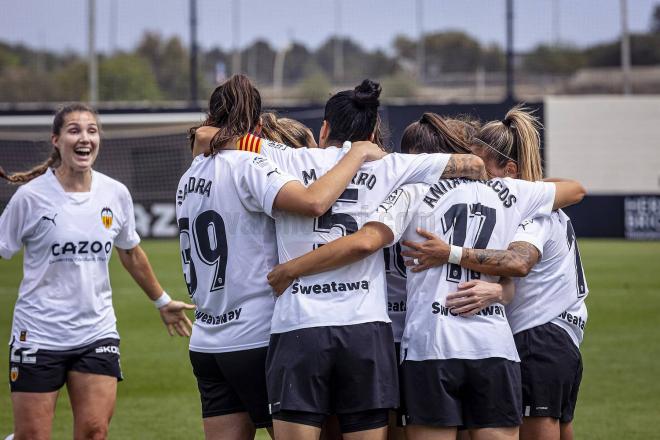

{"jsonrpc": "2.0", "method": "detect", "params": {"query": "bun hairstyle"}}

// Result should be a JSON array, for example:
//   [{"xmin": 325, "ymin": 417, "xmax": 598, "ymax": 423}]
[
  {"xmin": 400, "ymin": 112, "xmax": 472, "ymax": 155},
  {"xmin": 323, "ymin": 79, "xmax": 382, "ymax": 143},
  {"xmin": 0, "ymin": 103, "xmax": 97, "ymax": 184},
  {"xmin": 260, "ymin": 112, "xmax": 316, "ymax": 148},
  {"xmin": 476, "ymin": 105, "xmax": 543, "ymax": 181},
  {"xmin": 189, "ymin": 74, "xmax": 261, "ymax": 153}
]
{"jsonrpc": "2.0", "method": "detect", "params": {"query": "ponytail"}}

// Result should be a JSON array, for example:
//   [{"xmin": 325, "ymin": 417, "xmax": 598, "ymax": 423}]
[
  {"xmin": 476, "ymin": 105, "xmax": 543, "ymax": 181},
  {"xmin": 400, "ymin": 112, "xmax": 472, "ymax": 154}
]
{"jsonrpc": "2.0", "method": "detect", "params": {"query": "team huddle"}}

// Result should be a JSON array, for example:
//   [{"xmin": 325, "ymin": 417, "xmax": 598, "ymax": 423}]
[{"xmin": 0, "ymin": 75, "xmax": 588, "ymax": 440}]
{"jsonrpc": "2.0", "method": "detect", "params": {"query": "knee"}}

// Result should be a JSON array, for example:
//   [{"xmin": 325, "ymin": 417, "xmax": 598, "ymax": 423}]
[{"xmin": 77, "ymin": 421, "xmax": 109, "ymax": 440}]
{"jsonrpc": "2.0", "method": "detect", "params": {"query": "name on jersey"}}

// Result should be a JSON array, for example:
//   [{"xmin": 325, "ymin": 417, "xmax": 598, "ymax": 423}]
[
  {"xmin": 389, "ymin": 300, "xmax": 406, "ymax": 312},
  {"xmin": 301, "ymin": 168, "xmax": 376, "ymax": 189},
  {"xmin": 557, "ymin": 310, "xmax": 586, "ymax": 330},
  {"xmin": 291, "ymin": 280, "xmax": 369, "ymax": 295},
  {"xmin": 51, "ymin": 240, "xmax": 112, "ymax": 257},
  {"xmin": 178, "ymin": 176, "xmax": 212, "ymax": 205},
  {"xmin": 423, "ymin": 179, "xmax": 517, "ymax": 209},
  {"xmin": 195, "ymin": 308, "xmax": 242, "ymax": 326},
  {"xmin": 431, "ymin": 302, "xmax": 506, "ymax": 318}
]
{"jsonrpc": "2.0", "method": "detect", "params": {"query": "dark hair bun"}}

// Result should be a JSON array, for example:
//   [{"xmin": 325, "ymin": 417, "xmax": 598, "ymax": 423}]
[{"xmin": 352, "ymin": 79, "xmax": 381, "ymax": 109}]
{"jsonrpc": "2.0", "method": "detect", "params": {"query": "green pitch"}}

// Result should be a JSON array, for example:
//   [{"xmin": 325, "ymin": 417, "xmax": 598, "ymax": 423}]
[{"xmin": 1, "ymin": 239, "xmax": 659, "ymax": 439}]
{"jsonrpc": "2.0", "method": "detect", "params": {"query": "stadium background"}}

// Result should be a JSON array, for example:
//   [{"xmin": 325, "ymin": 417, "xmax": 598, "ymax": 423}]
[{"xmin": 1, "ymin": 1, "xmax": 659, "ymax": 438}]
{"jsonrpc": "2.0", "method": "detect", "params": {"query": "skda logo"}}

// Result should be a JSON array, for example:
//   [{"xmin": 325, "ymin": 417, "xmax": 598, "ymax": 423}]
[{"xmin": 101, "ymin": 207, "xmax": 113, "ymax": 229}]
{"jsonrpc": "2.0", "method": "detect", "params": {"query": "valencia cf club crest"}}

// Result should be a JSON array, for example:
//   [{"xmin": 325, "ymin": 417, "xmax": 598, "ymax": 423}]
[
  {"xmin": 10, "ymin": 366, "xmax": 18, "ymax": 382},
  {"xmin": 101, "ymin": 207, "xmax": 114, "ymax": 229}
]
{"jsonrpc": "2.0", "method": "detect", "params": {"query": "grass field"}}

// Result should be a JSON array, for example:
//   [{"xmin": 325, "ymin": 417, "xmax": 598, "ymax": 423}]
[{"xmin": 1, "ymin": 239, "xmax": 659, "ymax": 439}]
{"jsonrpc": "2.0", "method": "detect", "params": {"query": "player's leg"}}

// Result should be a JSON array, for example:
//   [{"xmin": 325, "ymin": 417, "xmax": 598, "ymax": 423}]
[
  {"xmin": 559, "ymin": 422, "xmax": 574, "ymax": 440},
  {"xmin": 462, "ymin": 358, "xmax": 521, "ymax": 440},
  {"xmin": 406, "ymin": 425, "xmax": 456, "ymax": 440},
  {"xmin": 11, "ymin": 391, "xmax": 59, "ymax": 440},
  {"xmin": 190, "ymin": 350, "xmax": 257, "ymax": 440},
  {"xmin": 216, "ymin": 347, "xmax": 275, "ymax": 439},
  {"xmin": 514, "ymin": 324, "xmax": 582, "ymax": 440},
  {"xmin": 519, "ymin": 418, "xmax": 558, "ymax": 440},
  {"xmin": 66, "ymin": 339, "xmax": 122, "ymax": 440},
  {"xmin": 388, "ymin": 342, "xmax": 406, "ymax": 440},
  {"xmin": 203, "ymin": 413, "xmax": 255, "ymax": 440},
  {"xmin": 10, "ymin": 341, "xmax": 68, "ymax": 440},
  {"xmin": 468, "ymin": 427, "xmax": 518, "ymax": 440},
  {"xmin": 266, "ymin": 328, "xmax": 333, "ymax": 440},
  {"xmin": 66, "ymin": 372, "xmax": 117, "ymax": 440}
]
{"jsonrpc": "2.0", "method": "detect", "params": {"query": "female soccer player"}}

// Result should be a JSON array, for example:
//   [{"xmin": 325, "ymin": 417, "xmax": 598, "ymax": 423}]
[
  {"xmin": 182, "ymin": 74, "xmax": 386, "ymax": 440},
  {"xmin": 404, "ymin": 107, "xmax": 588, "ymax": 440},
  {"xmin": 195, "ymin": 79, "xmax": 487, "ymax": 440},
  {"xmin": 0, "ymin": 104, "xmax": 194, "ymax": 440},
  {"xmin": 260, "ymin": 112, "xmax": 318, "ymax": 148},
  {"xmin": 266, "ymin": 110, "xmax": 585, "ymax": 440}
]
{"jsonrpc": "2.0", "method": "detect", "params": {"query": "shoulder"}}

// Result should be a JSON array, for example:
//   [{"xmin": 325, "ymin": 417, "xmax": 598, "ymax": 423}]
[
  {"xmin": 8, "ymin": 172, "xmax": 52, "ymax": 204},
  {"xmin": 93, "ymin": 170, "xmax": 132, "ymax": 199}
]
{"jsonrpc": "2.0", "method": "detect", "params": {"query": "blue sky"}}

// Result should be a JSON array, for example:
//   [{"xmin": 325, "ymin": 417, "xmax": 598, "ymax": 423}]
[{"xmin": 1, "ymin": 0, "xmax": 656, "ymax": 54}]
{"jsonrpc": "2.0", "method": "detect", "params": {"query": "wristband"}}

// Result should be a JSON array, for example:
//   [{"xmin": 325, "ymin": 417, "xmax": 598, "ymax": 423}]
[
  {"xmin": 448, "ymin": 245, "xmax": 463, "ymax": 265},
  {"xmin": 153, "ymin": 291, "xmax": 172, "ymax": 309}
]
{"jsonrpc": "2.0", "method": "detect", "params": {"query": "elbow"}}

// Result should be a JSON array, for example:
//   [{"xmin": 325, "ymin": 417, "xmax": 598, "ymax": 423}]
[
  {"xmin": 353, "ymin": 240, "xmax": 381, "ymax": 259},
  {"xmin": 509, "ymin": 261, "xmax": 532, "ymax": 278},
  {"xmin": 307, "ymin": 200, "xmax": 328, "ymax": 218},
  {"xmin": 468, "ymin": 155, "xmax": 486, "ymax": 180},
  {"xmin": 574, "ymin": 182, "xmax": 587, "ymax": 204}
]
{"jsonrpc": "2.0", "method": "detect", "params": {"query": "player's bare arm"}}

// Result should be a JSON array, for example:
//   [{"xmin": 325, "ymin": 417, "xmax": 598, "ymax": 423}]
[
  {"xmin": 441, "ymin": 154, "xmax": 487, "ymax": 180},
  {"xmin": 116, "ymin": 245, "xmax": 194, "ymax": 337},
  {"xmin": 402, "ymin": 228, "xmax": 540, "ymax": 277},
  {"xmin": 273, "ymin": 141, "xmax": 386, "ymax": 217},
  {"xmin": 445, "ymin": 277, "xmax": 515, "ymax": 316},
  {"xmin": 267, "ymin": 222, "xmax": 393, "ymax": 295}
]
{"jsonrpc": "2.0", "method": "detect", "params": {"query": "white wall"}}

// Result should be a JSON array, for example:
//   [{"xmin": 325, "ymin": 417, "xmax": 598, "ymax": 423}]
[{"xmin": 545, "ymin": 96, "xmax": 660, "ymax": 194}]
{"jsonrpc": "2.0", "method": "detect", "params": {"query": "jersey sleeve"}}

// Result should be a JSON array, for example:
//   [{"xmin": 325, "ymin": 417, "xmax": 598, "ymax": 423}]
[
  {"xmin": 385, "ymin": 152, "xmax": 451, "ymax": 186},
  {"xmin": 236, "ymin": 155, "xmax": 299, "ymax": 217},
  {"xmin": 114, "ymin": 186, "xmax": 141, "ymax": 250},
  {"xmin": 237, "ymin": 135, "xmax": 297, "ymax": 170},
  {"xmin": 512, "ymin": 216, "xmax": 550, "ymax": 256},
  {"xmin": 0, "ymin": 190, "xmax": 29, "ymax": 259},
  {"xmin": 507, "ymin": 179, "xmax": 556, "ymax": 221},
  {"xmin": 366, "ymin": 184, "xmax": 427, "ymax": 246}
]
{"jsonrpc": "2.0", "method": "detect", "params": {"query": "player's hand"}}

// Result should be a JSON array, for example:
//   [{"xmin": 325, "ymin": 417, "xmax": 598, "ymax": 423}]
[
  {"xmin": 445, "ymin": 280, "xmax": 503, "ymax": 316},
  {"xmin": 159, "ymin": 300, "xmax": 195, "ymax": 337},
  {"xmin": 352, "ymin": 141, "xmax": 387, "ymax": 162},
  {"xmin": 401, "ymin": 228, "xmax": 450, "ymax": 272},
  {"xmin": 267, "ymin": 263, "xmax": 296, "ymax": 297}
]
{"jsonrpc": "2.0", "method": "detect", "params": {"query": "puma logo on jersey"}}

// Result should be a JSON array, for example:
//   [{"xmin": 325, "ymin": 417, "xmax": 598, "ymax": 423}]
[{"xmin": 40, "ymin": 214, "xmax": 57, "ymax": 226}]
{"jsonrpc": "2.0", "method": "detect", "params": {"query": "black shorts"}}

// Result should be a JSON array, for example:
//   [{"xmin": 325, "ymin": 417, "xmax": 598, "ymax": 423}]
[
  {"xmin": 402, "ymin": 358, "xmax": 522, "ymax": 429},
  {"xmin": 189, "ymin": 347, "xmax": 272, "ymax": 428},
  {"xmin": 514, "ymin": 322, "xmax": 583, "ymax": 423},
  {"xmin": 9, "ymin": 338, "xmax": 122, "ymax": 393},
  {"xmin": 393, "ymin": 342, "xmax": 406, "ymax": 428},
  {"xmin": 266, "ymin": 322, "xmax": 399, "ymax": 417}
]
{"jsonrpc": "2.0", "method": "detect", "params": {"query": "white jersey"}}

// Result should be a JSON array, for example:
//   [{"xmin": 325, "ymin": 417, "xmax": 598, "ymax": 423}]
[
  {"xmin": 371, "ymin": 178, "xmax": 556, "ymax": 362},
  {"xmin": 551, "ymin": 298, "xmax": 587, "ymax": 348},
  {"xmin": 0, "ymin": 169, "xmax": 140, "ymax": 351},
  {"xmin": 507, "ymin": 210, "xmax": 589, "ymax": 346},
  {"xmin": 252, "ymin": 139, "xmax": 450, "ymax": 334},
  {"xmin": 176, "ymin": 152, "xmax": 297, "ymax": 353}
]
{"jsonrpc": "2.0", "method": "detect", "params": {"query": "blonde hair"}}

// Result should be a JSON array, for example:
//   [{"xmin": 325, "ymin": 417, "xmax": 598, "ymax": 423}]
[
  {"xmin": 476, "ymin": 105, "xmax": 543, "ymax": 181},
  {"xmin": 0, "ymin": 103, "xmax": 97, "ymax": 184},
  {"xmin": 260, "ymin": 112, "xmax": 316, "ymax": 148}
]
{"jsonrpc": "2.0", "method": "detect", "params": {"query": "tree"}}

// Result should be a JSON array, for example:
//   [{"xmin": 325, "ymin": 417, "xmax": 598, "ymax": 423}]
[
  {"xmin": 100, "ymin": 54, "xmax": 162, "ymax": 101},
  {"xmin": 136, "ymin": 32, "xmax": 189, "ymax": 99},
  {"xmin": 523, "ymin": 44, "xmax": 586, "ymax": 75}
]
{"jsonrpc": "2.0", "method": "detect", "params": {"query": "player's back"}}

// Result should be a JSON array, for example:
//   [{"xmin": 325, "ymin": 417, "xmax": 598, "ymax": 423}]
[
  {"xmin": 257, "ymin": 140, "xmax": 450, "ymax": 334},
  {"xmin": 176, "ymin": 152, "xmax": 281, "ymax": 353},
  {"xmin": 507, "ymin": 210, "xmax": 589, "ymax": 345},
  {"xmin": 401, "ymin": 177, "xmax": 556, "ymax": 361}
]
